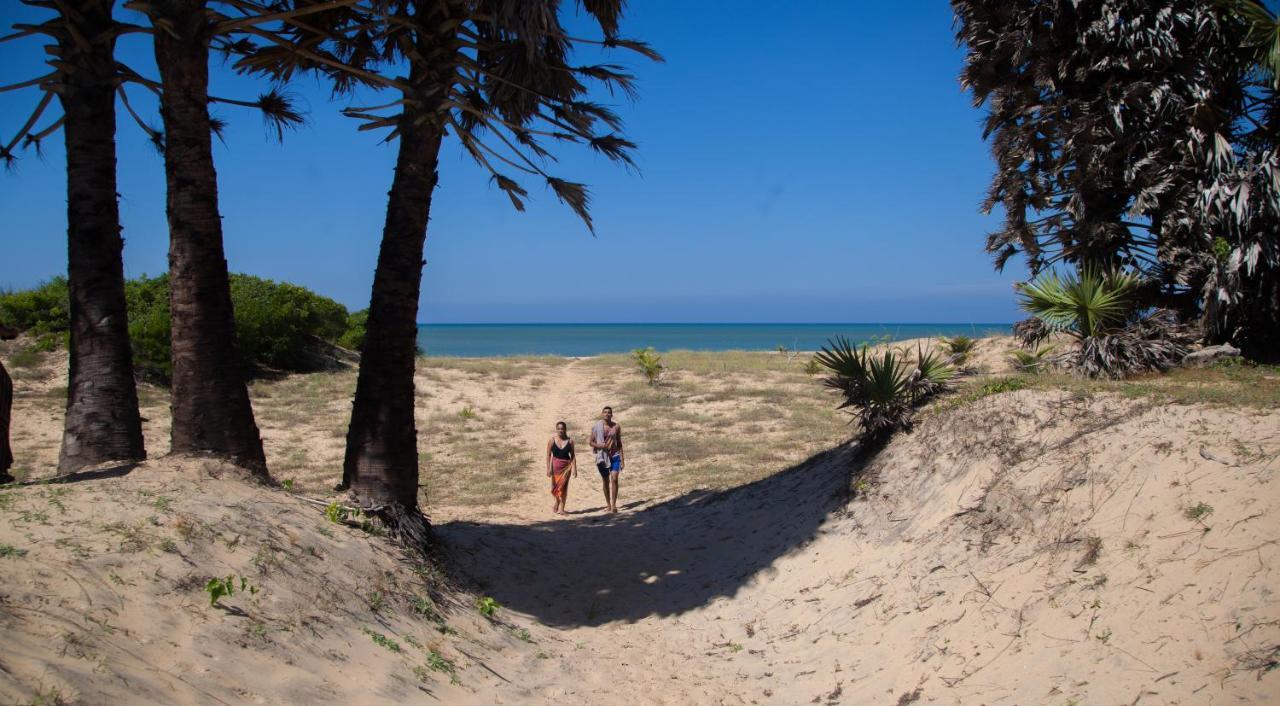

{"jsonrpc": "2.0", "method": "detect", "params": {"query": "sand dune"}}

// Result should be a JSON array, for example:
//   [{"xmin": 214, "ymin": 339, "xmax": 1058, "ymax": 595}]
[{"xmin": 1, "ymin": 340, "xmax": 1277, "ymax": 704}]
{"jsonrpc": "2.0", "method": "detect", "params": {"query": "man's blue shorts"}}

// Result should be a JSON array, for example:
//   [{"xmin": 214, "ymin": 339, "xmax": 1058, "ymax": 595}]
[{"xmin": 597, "ymin": 454, "xmax": 621, "ymax": 479}]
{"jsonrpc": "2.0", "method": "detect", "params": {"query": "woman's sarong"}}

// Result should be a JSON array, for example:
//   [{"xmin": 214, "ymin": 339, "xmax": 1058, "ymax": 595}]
[{"xmin": 550, "ymin": 457, "xmax": 571, "ymax": 499}]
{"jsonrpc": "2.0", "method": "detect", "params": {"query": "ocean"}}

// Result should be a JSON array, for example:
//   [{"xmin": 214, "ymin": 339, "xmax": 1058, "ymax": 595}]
[{"xmin": 414, "ymin": 323, "xmax": 1011, "ymax": 357}]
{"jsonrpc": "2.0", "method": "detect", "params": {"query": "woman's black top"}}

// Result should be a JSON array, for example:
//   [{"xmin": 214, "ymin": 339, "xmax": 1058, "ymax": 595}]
[{"xmin": 550, "ymin": 438, "xmax": 574, "ymax": 460}]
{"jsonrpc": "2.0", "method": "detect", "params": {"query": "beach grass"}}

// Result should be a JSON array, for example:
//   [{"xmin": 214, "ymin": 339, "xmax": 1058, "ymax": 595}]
[{"xmin": 931, "ymin": 359, "xmax": 1280, "ymax": 414}]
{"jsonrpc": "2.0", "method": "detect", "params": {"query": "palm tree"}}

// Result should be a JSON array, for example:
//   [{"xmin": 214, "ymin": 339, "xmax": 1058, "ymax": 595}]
[
  {"xmin": 236, "ymin": 0, "xmax": 658, "ymax": 533},
  {"xmin": 2, "ymin": 1, "xmax": 146, "ymax": 472},
  {"xmin": 1016, "ymin": 267, "xmax": 1186, "ymax": 377},
  {"xmin": 0, "ymin": 324, "xmax": 16, "ymax": 483},
  {"xmin": 128, "ymin": 0, "xmax": 347, "ymax": 474},
  {"xmin": 1197, "ymin": 0, "xmax": 1280, "ymax": 361}
]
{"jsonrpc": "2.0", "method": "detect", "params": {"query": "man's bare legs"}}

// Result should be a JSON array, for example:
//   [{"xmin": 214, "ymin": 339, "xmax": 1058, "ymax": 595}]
[
  {"xmin": 600, "ymin": 473, "xmax": 611, "ymax": 509},
  {"xmin": 608, "ymin": 472, "xmax": 620, "ymax": 513}
]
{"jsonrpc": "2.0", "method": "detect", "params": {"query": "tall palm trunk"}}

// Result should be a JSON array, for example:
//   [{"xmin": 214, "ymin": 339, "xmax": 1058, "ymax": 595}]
[
  {"xmin": 342, "ymin": 108, "xmax": 442, "ymax": 518},
  {"xmin": 57, "ymin": 1, "xmax": 145, "ymax": 472},
  {"xmin": 1, "ymin": 359, "xmax": 13, "ymax": 484},
  {"xmin": 153, "ymin": 0, "xmax": 267, "ymax": 474}
]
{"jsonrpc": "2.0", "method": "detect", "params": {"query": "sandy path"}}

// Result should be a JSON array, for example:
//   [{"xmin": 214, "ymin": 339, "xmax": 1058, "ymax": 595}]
[
  {"xmin": 511, "ymin": 358, "xmax": 610, "ymax": 520},
  {"xmin": 438, "ymin": 360, "xmax": 861, "ymax": 703}
]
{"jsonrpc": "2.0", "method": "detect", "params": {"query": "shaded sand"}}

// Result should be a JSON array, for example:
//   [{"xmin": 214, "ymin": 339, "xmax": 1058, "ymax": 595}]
[{"xmin": 2, "ymin": 338, "xmax": 1278, "ymax": 704}]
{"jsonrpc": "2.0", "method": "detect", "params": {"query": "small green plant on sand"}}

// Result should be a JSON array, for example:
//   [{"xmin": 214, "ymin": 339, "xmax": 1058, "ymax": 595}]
[
  {"xmin": 477, "ymin": 595, "xmax": 501, "ymax": 618},
  {"xmin": 0, "ymin": 544, "xmax": 29, "ymax": 558},
  {"xmin": 803, "ymin": 357, "xmax": 822, "ymax": 376},
  {"xmin": 205, "ymin": 575, "xmax": 257, "ymax": 606},
  {"xmin": 426, "ymin": 650, "xmax": 455, "ymax": 673},
  {"xmin": 1184, "ymin": 502, "xmax": 1214, "ymax": 521},
  {"xmin": 363, "ymin": 628, "xmax": 402, "ymax": 653},
  {"xmin": 458, "ymin": 406, "xmax": 477, "ymax": 420},
  {"xmin": 411, "ymin": 596, "xmax": 438, "ymax": 620},
  {"xmin": 325, "ymin": 501, "xmax": 362, "ymax": 524},
  {"xmin": 941, "ymin": 335, "xmax": 977, "ymax": 366},
  {"xmin": 631, "ymin": 347, "xmax": 664, "ymax": 386},
  {"xmin": 281, "ymin": 478, "xmax": 295, "ymax": 492},
  {"xmin": 1009, "ymin": 346, "xmax": 1055, "ymax": 374}
]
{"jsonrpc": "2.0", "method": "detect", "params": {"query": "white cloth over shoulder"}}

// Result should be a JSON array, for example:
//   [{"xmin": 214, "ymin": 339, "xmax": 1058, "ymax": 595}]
[{"xmin": 591, "ymin": 420, "xmax": 610, "ymax": 466}]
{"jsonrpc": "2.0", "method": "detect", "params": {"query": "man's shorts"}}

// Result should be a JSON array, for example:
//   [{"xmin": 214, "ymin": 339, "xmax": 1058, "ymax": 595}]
[{"xmin": 597, "ymin": 454, "xmax": 622, "ymax": 479}]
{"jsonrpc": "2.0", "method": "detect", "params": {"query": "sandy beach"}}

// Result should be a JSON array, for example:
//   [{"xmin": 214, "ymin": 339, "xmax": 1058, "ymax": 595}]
[{"xmin": 1, "ymin": 337, "xmax": 1278, "ymax": 704}]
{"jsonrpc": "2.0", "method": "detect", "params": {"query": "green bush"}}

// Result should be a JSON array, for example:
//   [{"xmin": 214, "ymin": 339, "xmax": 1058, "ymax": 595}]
[
  {"xmin": 4, "ymin": 273, "xmax": 353, "ymax": 384},
  {"xmin": 337, "ymin": 309, "xmax": 367, "ymax": 351},
  {"xmin": 0, "ymin": 277, "xmax": 69, "ymax": 335},
  {"xmin": 229, "ymin": 274, "xmax": 348, "ymax": 370},
  {"xmin": 124, "ymin": 275, "xmax": 173, "ymax": 382}
]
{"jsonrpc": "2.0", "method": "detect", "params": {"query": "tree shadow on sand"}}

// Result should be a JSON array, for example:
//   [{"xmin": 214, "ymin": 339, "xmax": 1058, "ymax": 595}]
[{"xmin": 437, "ymin": 441, "xmax": 871, "ymax": 627}]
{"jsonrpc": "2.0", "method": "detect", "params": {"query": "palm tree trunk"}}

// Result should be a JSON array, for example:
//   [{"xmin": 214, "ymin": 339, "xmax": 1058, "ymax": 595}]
[
  {"xmin": 56, "ymin": 0, "xmax": 146, "ymax": 472},
  {"xmin": 154, "ymin": 1, "xmax": 267, "ymax": 474},
  {"xmin": 1, "ymin": 359, "xmax": 13, "ymax": 484},
  {"xmin": 342, "ymin": 111, "xmax": 443, "ymax": 517}
]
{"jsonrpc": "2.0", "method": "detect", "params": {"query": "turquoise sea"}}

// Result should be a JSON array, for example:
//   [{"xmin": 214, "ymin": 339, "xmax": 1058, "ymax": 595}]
[{"xmin": 415, "ymin": 323, "xmax": 1011, "ymax": 357}]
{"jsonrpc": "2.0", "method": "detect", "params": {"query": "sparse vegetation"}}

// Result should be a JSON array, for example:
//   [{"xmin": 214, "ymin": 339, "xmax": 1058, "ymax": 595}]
[
  {"xmin": 204, "ymin": 575, "xmax": 258, "ymax": 607},
  {"xmin": 477, "ymin": 596, "xmax": 501, "ymax": 618},
  {"xmin": 632, "ymin": 347, "xmax": 665, "ymax": 386},
  {"xmin": 1008, "ymin": 346, "xmax": 1054, "ymax": 374},
  {"xmin": 363, "ymin": 628, "xmax": 402, "ymax": 653},
  {"xmin": 941, "ymin": 335, "xmax": 977, "ymax": 366},
  {"xmin": 1184, "ymin": 502, "xmax": 1214, "ymax": 521}
]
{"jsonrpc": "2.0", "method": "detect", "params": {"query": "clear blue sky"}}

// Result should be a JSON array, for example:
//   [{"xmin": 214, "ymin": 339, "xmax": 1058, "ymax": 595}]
[{"xmin": 0, "ymin": 2, "xmax": 1025, "ymax": 323}]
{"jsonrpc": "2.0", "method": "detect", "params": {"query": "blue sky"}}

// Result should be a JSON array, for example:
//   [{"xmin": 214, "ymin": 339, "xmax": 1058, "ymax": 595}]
[{"xmin": 0, "ymin": 2, "xmax": 1026, "ymax": 323}]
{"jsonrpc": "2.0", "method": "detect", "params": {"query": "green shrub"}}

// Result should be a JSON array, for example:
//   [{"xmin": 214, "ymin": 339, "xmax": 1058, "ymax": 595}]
[
  {"xmin": 229, "ymin": 274, "xmax": 348, "ymax": 370},
  {"xmin": 4, "ymin": 273, "xmax": 352, "ymax": 384},
  {"xmin": 631, "ymin": 347, "xmax": 664, "ymax": 386},
  {"xmin": 0, "ymin": 277, "xmax": 69, "ymax": 335},
  {"xmin": 125, "ymin": 275, "xmax": 173, "ymax": 382},
  {"xmin": 940, "ymin": 335, "xmax": 977, "ymax": 366},
  {"xmin": 337, "ymin": 309, "xmax": 367, "ymax": 351}
]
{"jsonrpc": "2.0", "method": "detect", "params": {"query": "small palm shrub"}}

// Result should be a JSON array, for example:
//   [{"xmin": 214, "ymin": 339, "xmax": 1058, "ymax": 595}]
[
  {"xmin": 1016, "ymin": 267, "xmax": 1187, "ymax": 378},
  {"xmin": 631, "ymin": 347, "xmax": 664, "ymax": 386},
  {"xmin": 1008, "ymin": 346, "xmax": 1054, "ymax": 374},
  {"xmin": 940, "ymin": 335, "xmax": 977, "ymax": 366},
  {"xmin": 815, "ymin": 337, "xmax": 953, "ymax": 438}
]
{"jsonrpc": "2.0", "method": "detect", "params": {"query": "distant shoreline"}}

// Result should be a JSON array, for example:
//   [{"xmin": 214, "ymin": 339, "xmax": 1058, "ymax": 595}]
[{"xmin": 412, "ymin": 322, "xmax": 1013, "ymax": 357}]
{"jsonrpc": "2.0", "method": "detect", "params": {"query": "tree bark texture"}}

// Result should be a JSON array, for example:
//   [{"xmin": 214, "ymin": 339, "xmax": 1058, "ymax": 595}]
[
  {"xmin": 154, "ymin": 1, "xmax": 267, "ymax": 474},
  {"xmin": 1, "ymin": 360, "xmax": 13, "ymax": 483},
  {"xmin": 342, "ymin": 116, "xmax": 443, "ymax": 511},
  {"xmin": 56, "ymin": 0, "xmax": 146, "ymax": 472}
]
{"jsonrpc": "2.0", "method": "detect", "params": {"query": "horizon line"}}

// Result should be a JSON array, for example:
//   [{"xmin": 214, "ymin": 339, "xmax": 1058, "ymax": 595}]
[{"xmin": 415, "ymin": 321, "xmax": 1016, "ymax": 326}]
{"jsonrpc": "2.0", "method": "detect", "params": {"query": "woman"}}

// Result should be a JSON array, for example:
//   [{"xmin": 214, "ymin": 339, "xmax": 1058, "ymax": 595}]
[{"xmin": 545, "ymin": 421, "xmax": 577, "ymax": 515}]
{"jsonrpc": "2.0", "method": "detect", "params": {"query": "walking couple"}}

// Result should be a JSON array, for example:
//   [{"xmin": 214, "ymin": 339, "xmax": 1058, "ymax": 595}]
[{"xmin": 545, "ymin": 406, "xmax": 625, "ymax": 516}]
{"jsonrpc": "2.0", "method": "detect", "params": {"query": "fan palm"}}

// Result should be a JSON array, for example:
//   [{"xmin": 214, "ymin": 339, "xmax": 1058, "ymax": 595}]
[
  {"xmin": 1017, "ymin": 268, "xmax": 1187, "ymax": 377},
  {"xmin": 939, "ymin": 335, "xmax": 976, "ymax": 366},
  {"xmin": 1016, "ymin": 268, "xmax": 1141, "ymax": 340},
  {"xmin": 815, "ymin": 338, "xmax": 952, "ymax": 439},
  {"xmin": 1008, "ymin": 346, "xmax": 1054, "ymax": 374}
]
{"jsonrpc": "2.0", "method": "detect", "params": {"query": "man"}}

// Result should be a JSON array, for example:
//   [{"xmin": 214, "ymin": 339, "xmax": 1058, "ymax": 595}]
[
  {"xmin": 0, "ymin": 324, "xmax": 17, "ymax": 484},
  {"xmin": 589, "ymin": 406, "xmax": 624, "ymax": 513}
]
